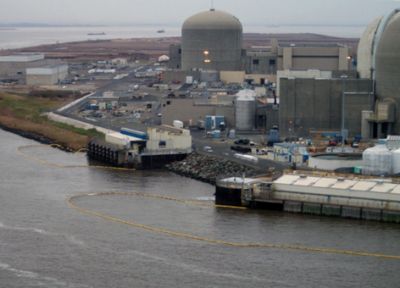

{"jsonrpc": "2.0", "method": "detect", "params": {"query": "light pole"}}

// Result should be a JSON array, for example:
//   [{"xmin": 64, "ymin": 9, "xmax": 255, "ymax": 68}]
[{"xmin": 340, "ymin": 74, "xmax": 348, "ymax": 151}]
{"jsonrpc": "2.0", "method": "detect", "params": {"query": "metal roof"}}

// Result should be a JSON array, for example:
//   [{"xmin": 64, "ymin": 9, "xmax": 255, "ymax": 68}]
[{"xmin": 274, "ymin": 174, "xmax": 400, "ymax": 195}]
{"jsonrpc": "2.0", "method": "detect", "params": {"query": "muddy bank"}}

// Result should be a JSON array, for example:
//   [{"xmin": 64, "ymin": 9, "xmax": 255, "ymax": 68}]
[
  {"xmin": 0, "ymin": 124, "xmax": 74, "ymax": 151},
  {"xmin": 166, "ymin": 153, "xmax": 262, "ymax": 185}
]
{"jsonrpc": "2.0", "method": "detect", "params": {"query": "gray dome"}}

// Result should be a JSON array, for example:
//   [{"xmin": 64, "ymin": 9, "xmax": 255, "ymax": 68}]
[
  {"xmin": 182, "ymin": 9, "xmax": 242, "ymax": 31},
  {"xmin": 181, "ymin": 9, "xmax": 243, "ymax": 71},
  {"xmin": 375, "ymin": 10, "xmax": 400, "ymax": 100}
]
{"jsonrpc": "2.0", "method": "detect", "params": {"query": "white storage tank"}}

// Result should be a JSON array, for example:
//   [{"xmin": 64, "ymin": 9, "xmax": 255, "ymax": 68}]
[
  {"xmin": 392, "ymin": 148, "xmax": 400, "ymax": 175},
  {"xmin": 362, "ymin": 143, "xmax": 392, "ymax": 176},
  {"xmin": 235, "ymin": 90, "xmax": 256, "ymax": 131},
  {"xmin": 173, "ymin": 120, "xmax": 184, "ymax": 129}
]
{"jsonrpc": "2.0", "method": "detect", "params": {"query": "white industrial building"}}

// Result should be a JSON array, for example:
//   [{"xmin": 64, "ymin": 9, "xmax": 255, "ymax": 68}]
[
  {"xmin": 273, "ymin": 174, "xmax": 400, "ymax": 211},
  {"xmin": 146, "ymin": 125, "xmax": 192, "ymax": 153}
]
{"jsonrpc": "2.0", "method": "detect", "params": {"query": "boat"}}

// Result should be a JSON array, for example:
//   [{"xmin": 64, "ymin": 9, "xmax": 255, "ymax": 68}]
[
  {"xmin": 87, "ymin": 32, "xmax": 106, "ymax": 36},
  {"xmin": 156, "ymin": 29, "xmax": 165, "ymax": 33}
]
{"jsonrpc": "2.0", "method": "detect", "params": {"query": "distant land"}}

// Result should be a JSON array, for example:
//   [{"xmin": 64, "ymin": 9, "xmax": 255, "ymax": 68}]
[
  {"xmin": 6, "ymin": 33, "xmax": 359, "ymax": 61},
  {"xmin": 0, "ymin": 22, "xmax": 369, "ymax": 28}
]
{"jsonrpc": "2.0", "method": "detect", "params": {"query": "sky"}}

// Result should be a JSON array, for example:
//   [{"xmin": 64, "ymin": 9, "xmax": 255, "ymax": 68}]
[{"xmin": 0, "ymin": 0, "xmax": 399, "ymax": 26}]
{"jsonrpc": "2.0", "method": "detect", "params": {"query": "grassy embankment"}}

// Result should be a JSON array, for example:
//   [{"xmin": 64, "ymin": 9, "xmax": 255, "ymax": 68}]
[{"xmin": 0, "ymin": 90, "xmax": 103, "ymax": 150}]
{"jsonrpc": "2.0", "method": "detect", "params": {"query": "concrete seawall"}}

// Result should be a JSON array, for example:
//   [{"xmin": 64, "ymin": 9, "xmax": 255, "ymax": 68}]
[{"xmin": 47, "ymin": 112, "xmax": 111, "ymax": 134}]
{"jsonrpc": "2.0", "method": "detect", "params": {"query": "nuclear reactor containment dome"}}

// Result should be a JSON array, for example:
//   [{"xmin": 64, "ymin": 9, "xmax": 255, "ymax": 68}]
[
  {"xmin": 375, "ymin": 10, "xmax": 400, "ymax": 103},
  {"xmin": 357, "ymin": 17, "xmax": 382, "ymax": 79},
  {"xmin": 181, "ymin": 9, "xmax": 243, "ymax": 71}
]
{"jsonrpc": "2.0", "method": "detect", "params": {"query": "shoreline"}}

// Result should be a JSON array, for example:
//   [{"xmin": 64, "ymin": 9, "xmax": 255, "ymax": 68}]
[{"xmin": 0, "ymin": 124, "xmax": 53, "ymax": 145}]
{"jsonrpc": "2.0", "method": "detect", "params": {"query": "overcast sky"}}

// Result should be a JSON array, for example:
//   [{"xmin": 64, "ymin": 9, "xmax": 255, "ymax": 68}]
[{"xmin": 0, "ymin": 0, "xmax": 399, "ymax": 26}]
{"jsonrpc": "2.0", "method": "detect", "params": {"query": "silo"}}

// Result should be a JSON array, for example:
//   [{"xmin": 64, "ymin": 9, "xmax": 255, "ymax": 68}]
[
  {"xmin": 235, "ymin": 90, "xmax": 256, "ymax": 131},
  {"xmin": 392, "ymin": 148, "xmax": 400, "ymax": 175},
  {"xmin": 181, "ymin": 9, "xmax": 243, "ymax": 71},
  {"xmin": 362, "ymin": 144, "xmax": 392, "ymax": 175}
]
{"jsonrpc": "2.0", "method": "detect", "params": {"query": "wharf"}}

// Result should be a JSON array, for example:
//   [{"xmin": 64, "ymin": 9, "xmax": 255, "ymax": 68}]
[{"xmin": 216, "ymin": 173, "xmax": 400, "ymax": 223}]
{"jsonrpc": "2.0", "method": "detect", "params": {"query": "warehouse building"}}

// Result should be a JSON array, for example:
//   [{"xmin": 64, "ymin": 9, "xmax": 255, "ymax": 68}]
[
  {"xmin": 0, "ymin": 54, "xmax": 46, "ymax": 83},
  {"xmin": 0, "ymin": 53, "xmax": 66, "ymax": 85},
  {"xmin": 26, "ymin": 64, "xmax": 69, "ymax": 86}
]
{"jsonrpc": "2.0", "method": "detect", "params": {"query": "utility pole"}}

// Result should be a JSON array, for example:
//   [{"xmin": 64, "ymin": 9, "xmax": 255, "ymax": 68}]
[{"xmin": 341, "ymin": 74, "xmax": 348, "ymax": 152}]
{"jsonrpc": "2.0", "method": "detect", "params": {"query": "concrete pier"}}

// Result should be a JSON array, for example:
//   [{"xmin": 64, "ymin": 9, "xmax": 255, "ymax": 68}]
[{"xmin": 215, "ymin": 173, "xmax": 400, "ymax": 223}]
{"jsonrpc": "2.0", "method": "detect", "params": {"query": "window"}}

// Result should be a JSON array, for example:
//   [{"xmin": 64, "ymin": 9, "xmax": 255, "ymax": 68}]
[
  {"xmin": 252, "ymin": 59, "xmax": 259, "ymax": 65},
  {"xmin": 159, "ymin": 140, "xmax": 166, "ymax": 148},
  {"xmin": 269, "ymin": 59, "xmax": 276, "ymax": 65}
]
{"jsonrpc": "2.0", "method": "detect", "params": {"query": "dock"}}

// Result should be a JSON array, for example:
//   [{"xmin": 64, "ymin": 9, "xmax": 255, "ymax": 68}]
[{"xmin": 216, "ymin": 173, "xmax": 400, "ymax": 223}]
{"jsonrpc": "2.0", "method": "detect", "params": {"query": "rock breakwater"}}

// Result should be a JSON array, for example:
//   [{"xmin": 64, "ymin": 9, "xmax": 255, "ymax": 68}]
[{"xmin": 166, "ymin": 153, "xmax": 262, "ymax": 185}]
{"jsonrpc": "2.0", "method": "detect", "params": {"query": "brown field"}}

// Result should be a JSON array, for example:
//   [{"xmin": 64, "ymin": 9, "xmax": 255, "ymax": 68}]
[
  {"xmin": 0, "ymin": 91, "xmax": 101, "ymax": 150},
  {"xmin": 5, "ymin": 33, "xmax": 359, "ymax": 61}
]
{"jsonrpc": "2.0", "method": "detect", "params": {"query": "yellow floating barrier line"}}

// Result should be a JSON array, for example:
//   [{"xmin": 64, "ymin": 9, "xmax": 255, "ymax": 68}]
[{"xmin": 67, "ymin": 192, "xmax": 400, "ymax": 261}]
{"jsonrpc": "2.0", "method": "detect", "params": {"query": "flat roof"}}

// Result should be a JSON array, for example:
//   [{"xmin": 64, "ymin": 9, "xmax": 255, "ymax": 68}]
[
  {"xmin": 0, "ymin": 54, "xmax": 44, "ymax": 62},
  {"xmin": 26, "ymin": 64, "xmax": 68, "ymax": 75},
  {"xmin": 274, "ymin": 174, "xmax": 400, "ymax": 195}
]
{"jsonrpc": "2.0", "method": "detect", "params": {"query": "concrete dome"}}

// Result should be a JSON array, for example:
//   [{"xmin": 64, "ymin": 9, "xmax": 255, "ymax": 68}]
[
  {"xmin": 375, "ymin": 10, "xmax": 400, "ymax": 101},
  {"xmin": 182, "ymin": 9, "xmax": 242, "ymax": 31},
  {"xmin": 357, "ymin": 17, "xmax": 382, "ymax": 79},
  {"xmin": 181, "ymin": 9, "xmax": 243, "ymax": 71}
]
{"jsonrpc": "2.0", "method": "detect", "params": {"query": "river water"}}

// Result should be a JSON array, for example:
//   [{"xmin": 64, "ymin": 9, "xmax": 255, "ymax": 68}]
[{"xmin": 1, "ymin": 128, "xmax": 400, "ymax": 288}]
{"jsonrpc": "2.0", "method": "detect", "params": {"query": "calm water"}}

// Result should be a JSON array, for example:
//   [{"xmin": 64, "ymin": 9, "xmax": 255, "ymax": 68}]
[
  {"xmin": 0, "ymin": 25, "xmax": 364, "ymax": 50},
  {"xmin": 1, "ymin": 128, "xmax": 399, "ymax": 287}
]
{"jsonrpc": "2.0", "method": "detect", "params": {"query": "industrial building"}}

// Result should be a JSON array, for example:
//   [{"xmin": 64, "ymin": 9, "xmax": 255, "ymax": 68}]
[
  {"xmin": 356, "ymin": 9, "xmax": 400, "ymax": 137},
  {"xmin": 26, "ymin": 64, "xmax": 69, "ymax": 86},
  {"xmin": 168, "ymin": 9, "xmax": 352, "ymax": 82},
  {"xmin": 215, "ymin": 173, "xmax": 400, "ymax": 223},
  {"xmin": 88, "ymin": 125, "xmax": 192, "ymax": 168},
  {"xmin": 181, "ymin": 9, "xmax": 243, "ymax": 71},
  {"xmin": 0, "ymin": 53, "xmax": 66, "ymax": 85},
  {"xmin": 279, "ymin": 77, "xmax": 373, "ymax": 137},
  {"xmin": 278, "ymin": 8, "xmax": 400, "ymax": 139},
  {"xmin": 161, "ymin": 97, "xmax": 235, "ymax": 128},
  {"xmin": 277, "ymin": 44, "xmax": 350, "ymax": 71},
  {"xmin": 164, "ymin": 8, "xmax": 361, "ymax": 134}
]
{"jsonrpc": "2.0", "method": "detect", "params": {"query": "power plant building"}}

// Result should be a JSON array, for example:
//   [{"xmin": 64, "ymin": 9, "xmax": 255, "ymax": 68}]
[
  {"xmin": 356, "ymin": 8, "xmax": 400, "ymax": 137},
  {"xmin": 181, "ymin": 9, "xmax": 243, "ymax": 71},
  {"xmin": 278, "ymin": 8, "xmax": 400, "ymax": 139}
]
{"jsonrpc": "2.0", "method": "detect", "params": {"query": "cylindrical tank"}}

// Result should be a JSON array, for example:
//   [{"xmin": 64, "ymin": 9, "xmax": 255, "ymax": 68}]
[
  {"xmin": 362, "ymin": 144, "xmax": 392, "ymax": 175},
  {"xmin": 235, "ymin": 90, "xmax": 256, "ymax": 131},
  {"xmin": 392, "ymin": 148, "xmax": 400, "ymax": 175},
  {"xmin": 181, "ymin": 9, "xmax": 243, "ymax": 71},
  {"xmin": 173, "ymin": 120, "xmax": 184, "ymax": 129}
]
